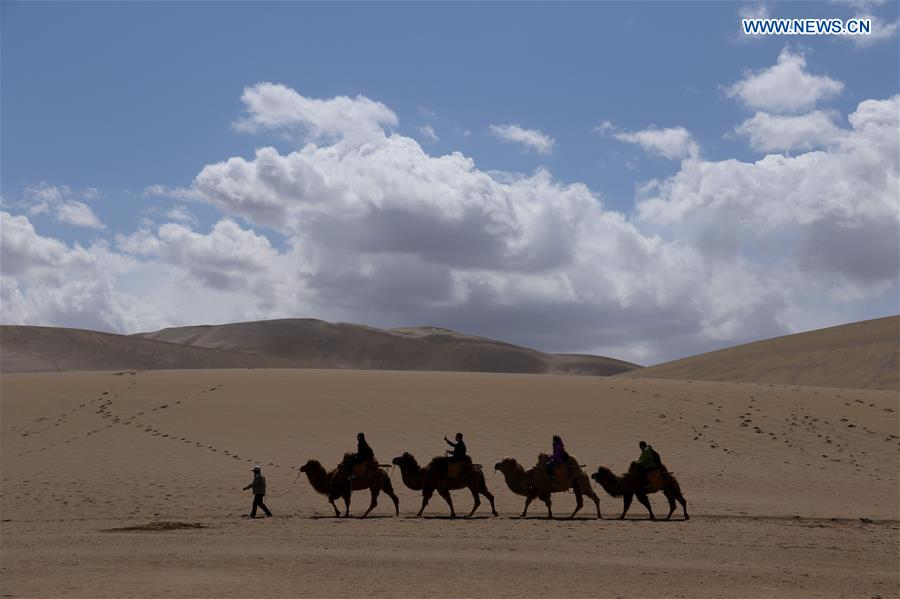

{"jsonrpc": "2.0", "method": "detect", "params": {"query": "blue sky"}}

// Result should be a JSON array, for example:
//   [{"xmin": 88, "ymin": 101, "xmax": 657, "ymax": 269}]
[{"xmin": 2, "ymin": 1, "xmax": 898, "ymax": 364}]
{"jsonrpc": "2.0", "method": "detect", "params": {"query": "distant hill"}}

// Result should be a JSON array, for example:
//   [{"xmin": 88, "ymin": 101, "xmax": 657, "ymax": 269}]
[
  {"xmin": 0, "ymin": 319, "xmax": 639, "ymax": 376},
  {"xmin": 0, "ymin": 325, "xmax": 294, "ymax": 373},
  {"xmin": 135, "ymin": 319, "xmax": 639, "ymax": 376},
  {"xmin": 621, "ymin": 316, "xmax": 899, "ymax": 391}
]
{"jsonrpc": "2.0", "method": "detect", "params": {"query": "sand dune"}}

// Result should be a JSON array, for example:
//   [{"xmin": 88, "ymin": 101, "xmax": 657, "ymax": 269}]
[
  {"xmin": 1, "ymin": 369, "xmax": 897, "ymax": 597},
  {"xmin": 0, "ymin": 321, "xmax": 636, "ymax": 375},
  {"xmin": 624, "ymin": 316, "xmax": 899, "ymax": 390},
  {"xmin": 0, "ymin": 325, "xmax": 296, "ymax": 373},
  {"xmin": 136, "ymin": 318, "xmax": 640, "ymax": 375}
]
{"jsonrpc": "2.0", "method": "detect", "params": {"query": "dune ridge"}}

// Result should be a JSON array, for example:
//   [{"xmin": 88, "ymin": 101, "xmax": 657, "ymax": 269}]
[
  {"xmin": 622, "ymin": 316, "xmax": 899, "ymax": 391},
  {"xmin": 0, "ymin": 320, "xmax": 638, "ymax": 376}
]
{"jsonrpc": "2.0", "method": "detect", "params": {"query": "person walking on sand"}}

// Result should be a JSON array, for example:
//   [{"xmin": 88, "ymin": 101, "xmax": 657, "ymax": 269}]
[{"xmin": 243, "ymin": 465, "xmax": 272, "ymax": 518}]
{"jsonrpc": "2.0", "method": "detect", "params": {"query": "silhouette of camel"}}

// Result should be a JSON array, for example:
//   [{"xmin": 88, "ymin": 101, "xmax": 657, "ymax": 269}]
[
  {"xmin": 591, "ymin": 464, "xmax": 689, "ymax": 520},
  {"xmin": 494, "ymin": 455, "xmax": 601, "ymax": 518},
  {"xmin": 300, "ymin": 455, "xmax": 399, "ymax": 518},
  {"xmin": 391, "ymin": 452, "xmax": 498, "ymax": 518}
]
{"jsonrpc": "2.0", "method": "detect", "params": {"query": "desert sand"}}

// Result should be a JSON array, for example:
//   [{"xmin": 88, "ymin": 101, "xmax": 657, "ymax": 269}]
[
  {"xmin": 626, "ymin": 316, "xmax": 899, "ymax": 391},
  {"xmin": 2, "ymin": 368, "xmax": 898, "ymax": 598}
]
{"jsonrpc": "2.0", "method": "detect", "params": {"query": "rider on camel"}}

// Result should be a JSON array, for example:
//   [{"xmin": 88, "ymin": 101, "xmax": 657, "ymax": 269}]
[{"xmin": 547, "ymin": 435, "xmax": 570, "ymax": 480}]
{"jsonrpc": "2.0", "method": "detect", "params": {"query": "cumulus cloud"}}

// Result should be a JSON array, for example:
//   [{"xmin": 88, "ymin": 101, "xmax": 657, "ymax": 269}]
[
  {"xmin": 164, "ymin": 205, "xmax": 198, "ymax": 225},
  {"xmin": 143, "ymin": 184, "xmax": 204, "ymax": 201},
  {"xmin": 637, "ymin": 95, "xmax": 900, "ymax": 285},
  {"xmin": 56, "ymin": 201, "xmax": 105, "ymax": 229},
  {"xmin": 734, "ymin": 110, "xmax": 844, "ymax": 153},
  {"xmin": 613, "ymin": 126, "xmax": 700, "ymax": 160},
  {"xmin": 488, "ymin": 124, "xmax": 555, "ymax": 154},
  {"xmin": 20, "ymin": 182, "xmax": 104, "ymax": 229},
  {"xmin": 417, "ymin": 125, "xmax": 439, "ymax": 143},
  {"xmin": 2, "ymin": 85, "xmax": 896, "ymax": 364},
  {"xmin": 233, "ymin": 82, "xmax": 398, "ymax": 142},
  {"xmin": 0, "ymin": 211, "xmax": 139, "ymax": 331},
  {"xmin": 119, "ymin": 219, "xmax": 281, "ymax": 290},
  {"xmin": 725, "ymin": 48, "xmax": 844, "ymax": 113}
]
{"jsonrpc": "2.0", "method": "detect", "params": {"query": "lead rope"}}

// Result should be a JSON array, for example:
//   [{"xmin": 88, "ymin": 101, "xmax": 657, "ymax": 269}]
[{"xmin": 269, "ymin": 467, "xmax": 303, "ymax": 498}]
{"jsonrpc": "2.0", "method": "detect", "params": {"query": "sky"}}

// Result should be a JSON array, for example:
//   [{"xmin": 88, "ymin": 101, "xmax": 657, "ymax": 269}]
[{"xmin": 2, "ymin": 1, "xmax": 898, "ymax": 365}]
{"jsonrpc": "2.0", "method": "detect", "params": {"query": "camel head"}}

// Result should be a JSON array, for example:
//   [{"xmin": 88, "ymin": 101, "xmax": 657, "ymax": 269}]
[
  {"xmin": 299, "ymin": 459, "xmax": 323, "ymax": 474},
  {"xmin": 494, "ymin": 457, "xmax": 522, "ymax": 474},
  {"xmin": 391, "ymin": 452, "xmax": 415, "ymax": 466},
  {"xmin": 591, "ymin": 466, "xmax": 615, "ymax": 484}
]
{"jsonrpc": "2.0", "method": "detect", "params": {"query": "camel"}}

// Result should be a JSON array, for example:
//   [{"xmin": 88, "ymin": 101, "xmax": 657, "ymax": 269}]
[
  {"xmin": 494, "ymin": 455, "xmax": 601, "ymax": 519},
  {"xmin": 591, "ymin": 464, "xmax": 689, "ymax": 520},
  {"xmin": 299, "ymin": 455, "xmax": 400, "ymax": 518},
  {"xmin": 391, "ymin": 452, "xmax": 498, "ymax": 518}
]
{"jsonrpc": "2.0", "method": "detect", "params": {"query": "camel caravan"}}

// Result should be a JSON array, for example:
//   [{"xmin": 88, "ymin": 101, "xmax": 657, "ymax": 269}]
[{"xmin": 297, "ymin": 433, "xmax": 689, "ymax": 521}]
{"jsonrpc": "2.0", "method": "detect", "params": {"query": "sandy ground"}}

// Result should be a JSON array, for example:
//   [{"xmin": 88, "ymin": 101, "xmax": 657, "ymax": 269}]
[
  {"xmin": 626, "ymin": 316, "xmax": 899, "ymax": 391},
  {"xmin": 2, "ymin": 369, "xmax": 898, "ymax": 598}
]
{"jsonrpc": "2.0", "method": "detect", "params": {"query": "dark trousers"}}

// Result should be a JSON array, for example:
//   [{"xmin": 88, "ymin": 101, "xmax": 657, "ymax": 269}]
[{"xmin": 251, "ymin": 494, "xmax": 272, "ymax": 517}]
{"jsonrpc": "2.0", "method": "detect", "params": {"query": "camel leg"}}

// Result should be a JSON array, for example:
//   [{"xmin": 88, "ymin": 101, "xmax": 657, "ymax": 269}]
[
  {"xmin": 382, "ymin": 475, "xmax": 400, "ymax": 516},
  {"xmin": 328, "ymin": 496, "xmax": 340, "ymax": 517},
  {"xmin": 570, "ymin": 488, "xmax": 584, "ymax": 519},
  {"xmin": 418, "ymin": 486, "xmax": 434, "ymax": 517},
  {"xmin": 481, "ymin": 483, "xmax": 498, "ymax": 517},
  {"xmin": 664, "ymin": 490, "xmax": 676, "ymax": 520},
  {"xmin": 467, "ymin": 485, "xmax": 481, "ymax": 518},
  {"xmin": 361, "ymin": 487, "xmax": 379, "ymax": 519},
  {"xmin": 521, "ymin": 494, "xmax": 536, "ymax": 518},
  {"xmin": 542, "ymin": 492, "xmax": 553, "ymax": 519},
  {"xmin": 620, "ymin": 493, "xmax": 633, "ymax": 519},
  {"xmin": 636, "ymin": 493, "xmax": 655, "ymax": 520},
  {"xmin": 584, "ymin": 485, "xmax": 602, "ymax": 519},
  {"xmin": 342, "ymin": 491, "xmax": 351, "ymax": 518},
  {"xmin": 678, "ymin": 493, "xmax": 690, "ymax": 520},
  {"xmin": 437, "ymin": 487, "xmax": 456, "ymax": 518}
]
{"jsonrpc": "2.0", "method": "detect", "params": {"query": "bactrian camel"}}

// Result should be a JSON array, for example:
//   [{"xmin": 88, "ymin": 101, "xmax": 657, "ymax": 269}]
[
  {"xmin": 591, "ymin": 465, "xmax": 689, "ymax": 520},
  {"xmin": 391, "ymin": 452, "xmax": 498, "ymax": 518},
  {"xmin": 494, "ymin": 455, "xmax": 601, "ymax": 519},
  {"xmin": 299, "ymin": 455, "xmax": 400, "ymax": 518}
]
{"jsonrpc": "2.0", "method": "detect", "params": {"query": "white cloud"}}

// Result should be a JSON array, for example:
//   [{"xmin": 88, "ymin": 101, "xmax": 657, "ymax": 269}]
[
  {"xmin": 725, "ymin": 47, "xmax": 844, "ymax": 113},
  {"xmin": 734, "ymin": 110, "xmax": 845, "ymax": 153},
  {"xmin": 120, "ymin": 220, "xmax": 280, "ymax": 290},
  {"xmin": 845, "ymin": 13, "xmax": 900, "ymax": 46},
  {"xmin": 593, "ymin": 120, "xmax": 615, "ymax": 134},
  {"xmin": 637, "ymin": 95, "xmax": 899, "ymax": 286},
  {"xmin": 738, "ymin": 3, "xmax": 769, "ymax": 20},
  {"xmin": 0, "ymin": 211, "xmax": 140, "ymax": 332},
  {"xmin": 613, "ymin": 126, "xmax": 699, "ymax": 160},
  {"xmin": 488, "ymin": 123, "xmax": 555, "ymax": 154},
  {"xmin": 417, "ymin": 125, "xmax": 439, "ymax": 143},
  {"xmin": 165, "ymin": 205, "xmax": 198, "ymax": 225},
  {"xmin": 2, "ymin": 87, "xmax": 896, "ymax": 365},
  {"xmin": 56, "ymin": 200, "xmax": 105, "ymax": 229},
  {"xmin": 143, "ymin": 184, "xmax": 203, "ymax": 201},
  {"xmin": 233, "ymin": 82, "xmax": 398, "ymax": 143},
  {"xmin": 20, "ymin": 183, "xmax": 104, "ymax": 229}
]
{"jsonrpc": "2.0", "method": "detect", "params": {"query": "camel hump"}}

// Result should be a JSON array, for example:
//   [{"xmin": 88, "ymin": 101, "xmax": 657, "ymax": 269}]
[{"xmin": 351, "ymin": 459, "xmax": 379, "ymax": 477}]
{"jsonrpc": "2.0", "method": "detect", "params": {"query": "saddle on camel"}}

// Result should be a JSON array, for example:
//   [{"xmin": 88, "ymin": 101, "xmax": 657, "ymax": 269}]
[{"xmin": 537, "ymin": 453, "xmax": 577, "ymax": 485}]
